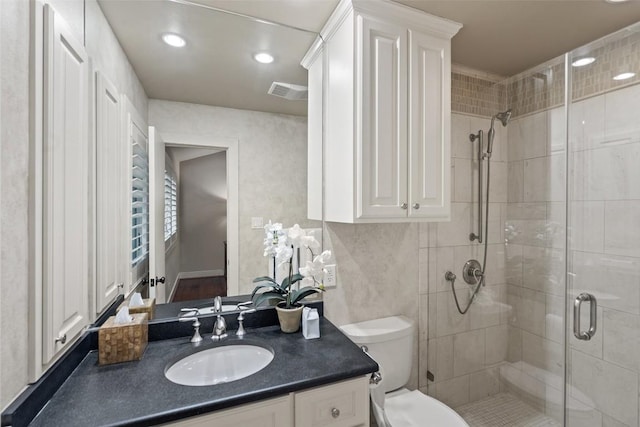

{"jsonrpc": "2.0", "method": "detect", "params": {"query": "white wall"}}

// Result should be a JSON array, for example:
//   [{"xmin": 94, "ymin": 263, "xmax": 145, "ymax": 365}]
[
  {"xmin": 0, "ymin": 0, "xmax": 30, "ymax": 408},
  {"xmin": 179, "ymin": 151, "xmax": 227, "ymax": 274}
]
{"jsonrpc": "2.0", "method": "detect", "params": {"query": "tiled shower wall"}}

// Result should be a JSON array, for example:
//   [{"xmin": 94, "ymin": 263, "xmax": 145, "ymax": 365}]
[{"xmin": 421, "ymin": 73, "xmax": 510, "ymax": 407}]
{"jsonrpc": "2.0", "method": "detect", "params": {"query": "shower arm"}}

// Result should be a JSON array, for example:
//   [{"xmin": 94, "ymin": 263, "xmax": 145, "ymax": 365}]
[{"xmin": 469, "ymin": 130, "xmax": 483, "ymax": 243}]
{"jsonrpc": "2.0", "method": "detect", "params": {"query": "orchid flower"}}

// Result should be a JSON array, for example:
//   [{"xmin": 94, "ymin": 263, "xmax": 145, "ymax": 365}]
[
  {"xmin": 299, "ymin": 250, "xmax": 332, "ymax": 288},
  {"xmin": 287, "ymin": 224, "xmax": 306, "ymax": 247},
  {"xmin": 274, "ymin": 243, "xmax": 293, "ymax": 267},
  {"xmin": 263, "ymin": 221, "xmax": 286, "ymax": 257}
]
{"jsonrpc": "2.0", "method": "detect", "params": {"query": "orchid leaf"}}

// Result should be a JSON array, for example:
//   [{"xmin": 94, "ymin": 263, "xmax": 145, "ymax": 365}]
[
  {"xmin": 291, "ymin": 286, "xmax": 323, "ymax": 304},
  {"xmin": 250, "ymin": 283, "xmax": 285, "ymax": 298},
  {"xmin": 281, "ymin": 273, "xmax": 303, "ymax": 290},
  {"xmin": 253, "ymin": 291, "xmax": 286, "ymax": 307},
  {"xmin": 253, "ymin": 276, "xmax": 276, "ymax": 284}
]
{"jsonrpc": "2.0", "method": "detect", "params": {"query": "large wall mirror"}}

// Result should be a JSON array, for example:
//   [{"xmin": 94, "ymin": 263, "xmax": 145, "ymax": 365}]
[{"xmin": 94, "ymin": 0, "xmax": 324, "ymax": 319}]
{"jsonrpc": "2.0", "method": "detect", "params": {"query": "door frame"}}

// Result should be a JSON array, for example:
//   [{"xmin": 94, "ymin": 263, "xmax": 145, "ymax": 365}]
[{"xmin": 155, "ymin": 132, "xmax": 239, "ymax": 298}]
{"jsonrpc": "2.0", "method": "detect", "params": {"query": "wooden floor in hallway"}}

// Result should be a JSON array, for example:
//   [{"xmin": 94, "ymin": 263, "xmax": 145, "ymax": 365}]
[{"xmin": 171, "ymin": 276, "xmax": 227, "ymax": 302}]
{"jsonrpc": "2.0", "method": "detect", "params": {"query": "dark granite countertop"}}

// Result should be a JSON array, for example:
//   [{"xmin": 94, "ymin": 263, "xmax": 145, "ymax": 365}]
[{"xmin": 27, "ymin": 318, "xmax": 378, "ymax": 427}]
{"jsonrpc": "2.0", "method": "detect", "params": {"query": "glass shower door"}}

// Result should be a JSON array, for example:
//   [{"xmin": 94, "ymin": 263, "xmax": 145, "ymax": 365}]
[{"xmin": 566, "ymin": 22, "xmax": 640, "ymax": 427}]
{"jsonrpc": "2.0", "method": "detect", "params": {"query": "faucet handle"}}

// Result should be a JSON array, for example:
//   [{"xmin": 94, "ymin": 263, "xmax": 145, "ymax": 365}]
[
  {"xmin": 236, "ymin": 309, "xmax": 256, "ymax": 337},
  {"xmin": 236, "ymin": 301, "xmax": 253, "ymax": 310},
  {"xmin": 238, "ymin": 308, "xmax": 256, "ymax": 321},
  {"xmin": 179, "ymin": 316, "xmax": 203, "ymax": 343},
  {"xmin": 180, "ymin": 307, "xmax": 200, "ymax": 317}
]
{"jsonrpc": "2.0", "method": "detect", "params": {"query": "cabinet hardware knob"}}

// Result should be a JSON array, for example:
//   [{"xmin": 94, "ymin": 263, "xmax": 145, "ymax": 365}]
[
  {"xmin": 331, "ymin": 408, "xmax": 340, "ymax": 418},
  {"xmin": 117, "ymin": 283, "xmax": 124, "ymax": 289},
  {"xmin": 412, "ymin": 203, "xmax": 420, "ymax": 210},
  {"xmin": 400, "ymin": 203, "xmax": 408, "ymax": 210},
  {"xmin": 55, "ymin": 334, "xmax": 67, "ymax": 344}
]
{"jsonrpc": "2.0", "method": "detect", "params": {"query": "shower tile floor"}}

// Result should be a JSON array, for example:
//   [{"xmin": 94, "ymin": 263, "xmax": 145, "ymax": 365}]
[{"xmin": 456, "ymin": 393, "xmax": 561, "ymax": 427}]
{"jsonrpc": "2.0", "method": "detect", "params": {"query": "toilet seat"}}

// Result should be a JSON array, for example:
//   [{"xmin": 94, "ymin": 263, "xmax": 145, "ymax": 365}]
[{"xmin": 383, "ymin": 389, "xmax": 469, "ymax": 427}]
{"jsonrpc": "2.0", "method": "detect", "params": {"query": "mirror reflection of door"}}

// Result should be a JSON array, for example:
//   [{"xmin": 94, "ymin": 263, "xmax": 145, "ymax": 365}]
[
  {"xmin": 160, "ymin": 145, "xmax": 228, "ymax": 303},
  {"xmin": 148, "ymin": 127, "xmax": 166, "ymax": 303}
]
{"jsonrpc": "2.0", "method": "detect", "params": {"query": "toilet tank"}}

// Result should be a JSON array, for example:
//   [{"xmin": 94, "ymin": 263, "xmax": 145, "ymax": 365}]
[{"xmin": 340, "ymin": 316, "xmax": 414, "ymax": 393}]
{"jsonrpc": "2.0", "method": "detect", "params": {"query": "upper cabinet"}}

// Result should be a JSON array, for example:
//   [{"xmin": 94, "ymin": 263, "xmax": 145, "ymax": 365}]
[
  {"xmin": 302, "ymin": 0, "xmax": 461, "ymax": 223},
  {"xmin": 41, "ymin": 4, "xmax": 90, "ymax": 364}
]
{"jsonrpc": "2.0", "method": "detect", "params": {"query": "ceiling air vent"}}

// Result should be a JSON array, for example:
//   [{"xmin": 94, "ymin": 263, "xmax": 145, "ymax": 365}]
[{"xmin": 268, "ymin": 82, "xmax": 308, "ymax": 101}]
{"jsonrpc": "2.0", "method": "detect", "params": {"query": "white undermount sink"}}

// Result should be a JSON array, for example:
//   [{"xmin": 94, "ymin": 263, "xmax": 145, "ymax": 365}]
[{"xmin": 165, "ymin": 344, "xmax": 274, "ymax": 386}]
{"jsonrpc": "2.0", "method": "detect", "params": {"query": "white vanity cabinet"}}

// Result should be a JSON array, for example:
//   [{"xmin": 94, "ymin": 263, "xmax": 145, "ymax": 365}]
[
  {"xmin": 302, "ymin": 0, "xmax": 461, "ymax": 223},
  {"xmin": 294, "ymin": 376, "xmax": 369, "ymax": 427},
  {"xmin": 163, "ymin": 376, "xmax": 369, "ymax": 427},
  {"xmin": 163, "ymin": 395, "xmax": 293, "ymax": 427}
]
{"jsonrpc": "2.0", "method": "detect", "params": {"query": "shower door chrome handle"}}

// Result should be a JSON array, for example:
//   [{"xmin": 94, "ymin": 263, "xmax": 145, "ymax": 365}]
[{"xmin": 573, "ymin": 292, "xmax": 597, "ymax": 341}]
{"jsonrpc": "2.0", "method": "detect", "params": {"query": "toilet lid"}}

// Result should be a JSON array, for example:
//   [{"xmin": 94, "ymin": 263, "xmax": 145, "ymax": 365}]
[{"xmin": 384, "ymin": 390, "xmax": 469, "ymax": 427}]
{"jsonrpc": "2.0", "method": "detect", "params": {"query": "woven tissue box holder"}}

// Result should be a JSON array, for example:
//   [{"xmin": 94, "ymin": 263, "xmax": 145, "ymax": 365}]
[
  {"xmin": 98, "ymin": 312, "xmax": 148, "ymax": 365},
  {"xmin": 118, "ymin": 297, "xmax": 156, "ymax": 320}
]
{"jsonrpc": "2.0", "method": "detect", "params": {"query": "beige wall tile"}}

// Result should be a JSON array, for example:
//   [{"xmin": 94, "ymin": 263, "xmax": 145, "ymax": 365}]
[
  {"xmin": 436, "ymin": 290, "xmax": 471, "ymax": 337},
  {"xmin": 522, "ymin": 331, "xmax": 563, "ymax": 378},
  {"xmin": 604, "ymin": 200, "xmax": 640, "ymax": 257},
  {"xmin": 570, "ymin": 201, "xmax": 605, "ymax": 253},
  {"xmin": 469, "ymin": 368, "xmax": 502, "ymax": 402},
  {"xmin": 602, "ymin": 309, "xmax": 640, "ymax": 373},
  {"xmin": 485, "ymin": 324, "xmax": 509, "ymax": 365},
  {"xmin": 435, "ymin": 375, "xmax": 471, "ymax": 408},
  {"xmin": 570, "ymin": 349, "xmax": 639, "ymax": 426},
  {"xmin": 453, "ymin": 329, "xmax": 486, "ymax": 376},
  {"xmin": 508, "ymin": 161, "xmax": 524, "ymax": 202}
]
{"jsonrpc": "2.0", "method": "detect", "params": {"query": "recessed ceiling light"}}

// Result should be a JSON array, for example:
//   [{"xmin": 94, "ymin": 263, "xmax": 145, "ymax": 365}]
[
  {"xmin": 254, "ymin": 52, "xmax": 274, "ymax": 64},
  {"xmin": 571, "ymin": 57, "xmax": 596, "ymax": 67},
  {"xmin": 605, "ymin": 0, "xmax": 630, "ymax": 3},
  {"xmin": 613, "ymin": 72, "xmax": 636, "ymax": 80},
  {"xmin": 162, "ymin": 33, "xmax": 186, "ymax": 48}
]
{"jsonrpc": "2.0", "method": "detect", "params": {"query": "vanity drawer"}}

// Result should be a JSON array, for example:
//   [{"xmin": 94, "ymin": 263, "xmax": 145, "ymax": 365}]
[
  {"xmin": 294, "ymin": 376, "xmax": 369, "ymax": 427},
  {"xmin": 162, "ymin": 395, "xmax": 293, "ymax": 427}
]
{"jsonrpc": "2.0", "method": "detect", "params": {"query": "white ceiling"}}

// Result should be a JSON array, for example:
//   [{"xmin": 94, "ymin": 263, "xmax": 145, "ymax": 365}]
[{"xmin": 98, "ymin": 0, "xmax": 640, "ymax": 116}]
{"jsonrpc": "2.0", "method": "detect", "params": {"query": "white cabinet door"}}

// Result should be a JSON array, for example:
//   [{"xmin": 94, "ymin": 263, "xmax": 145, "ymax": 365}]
[
  {"xmin": 42, "ymin": 4, "xmax": 89, "ymax": 362},
  {"xmin": 148, "ymin": 126, "xmax": 166, "ymax": 303},
  {"xmin": 95, "ymin": 71, "xmax": 123, "ymax": 313},
  {"xmin": 162, "ymin": 395, "xmax": 293, "ymax": 427},
  {"xmin": 408, "ymin": 30, "xmax": 451, "ymax": 221},
  {"xmin": 295, "ymin": 376, "xmax": 369, "ymax": 427},
  {"xmin": 359, "ymin": 16, "xmax": 408, "ymax": 219}
]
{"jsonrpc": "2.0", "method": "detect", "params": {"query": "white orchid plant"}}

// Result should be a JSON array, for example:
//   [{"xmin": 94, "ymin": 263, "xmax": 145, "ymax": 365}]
[{"xmin": 252, "ymin": 222, "xmax": 331, "ymax": 309}]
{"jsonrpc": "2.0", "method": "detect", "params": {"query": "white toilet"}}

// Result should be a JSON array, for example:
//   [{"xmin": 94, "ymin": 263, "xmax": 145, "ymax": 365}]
[{"xmin": 340, "ymin": 316, "xmax": 469, "ymax": 427}]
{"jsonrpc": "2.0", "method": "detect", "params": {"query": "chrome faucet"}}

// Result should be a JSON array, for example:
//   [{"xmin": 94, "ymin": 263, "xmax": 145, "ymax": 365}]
[
  {"xmin": 236, "ymin": 309, "xmax": 257, "ymax": 337},
  {"xmin": 179, "ymin": 308, "xmax": 203, "ymax": 343},
  {"xmin": 211, "ymin": 296, "xmax": 227, "ymax": 341}
]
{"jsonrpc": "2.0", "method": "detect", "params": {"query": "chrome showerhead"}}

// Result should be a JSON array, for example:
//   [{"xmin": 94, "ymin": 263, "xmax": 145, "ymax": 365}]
[
  {"xmin": 486, "ymin": 109, "xmax": 512, "ymax": 158},
  {"xmin": 495, "ymin": 109, "xmax": 512, "ymax": 127}
]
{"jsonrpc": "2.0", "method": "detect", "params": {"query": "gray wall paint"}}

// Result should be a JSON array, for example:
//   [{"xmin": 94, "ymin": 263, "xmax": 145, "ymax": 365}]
[{"xmin": 180, "ymin": 151, "xmax": 227, "ymax": 274}]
